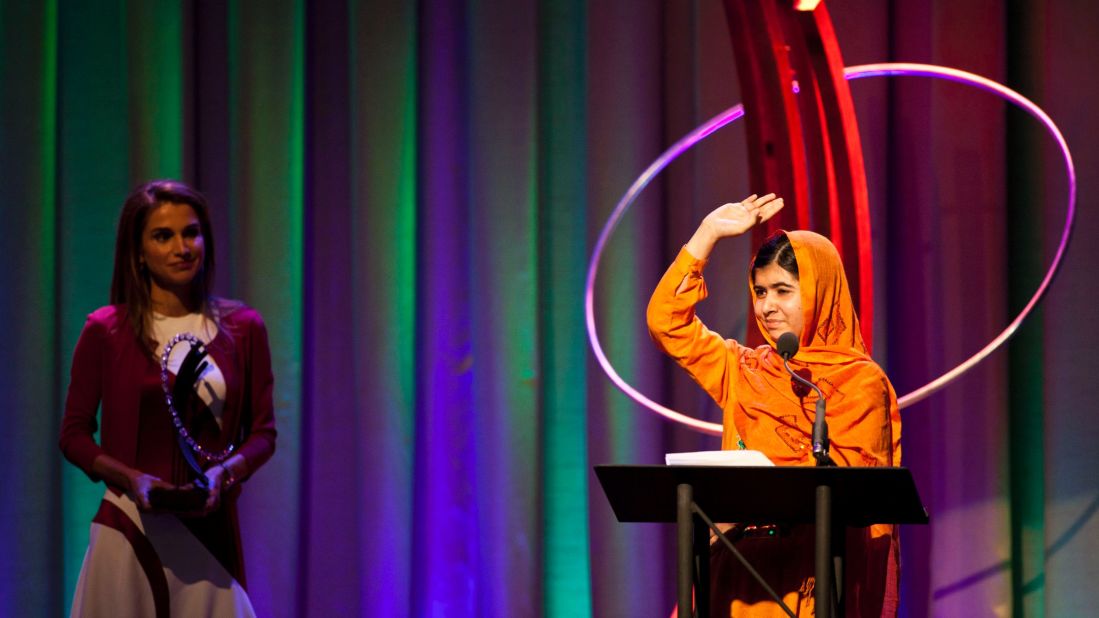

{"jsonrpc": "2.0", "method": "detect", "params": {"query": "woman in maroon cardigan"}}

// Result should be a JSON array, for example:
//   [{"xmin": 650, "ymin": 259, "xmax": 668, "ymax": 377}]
[{"xmin": 60, "ymin": 180, "xmax": 276, "ymax": 616}]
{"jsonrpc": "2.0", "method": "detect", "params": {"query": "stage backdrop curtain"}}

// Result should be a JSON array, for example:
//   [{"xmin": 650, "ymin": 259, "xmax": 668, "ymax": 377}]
[{"xmin": 1, "ymin": 1, "xmax": 1097, "ymax": 616}]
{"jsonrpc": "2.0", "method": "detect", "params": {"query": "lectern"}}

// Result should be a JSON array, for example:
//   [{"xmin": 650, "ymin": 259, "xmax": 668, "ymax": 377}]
[{"xmin": 594, "ymin": 465, "xmax": 928, "ymax": 617}]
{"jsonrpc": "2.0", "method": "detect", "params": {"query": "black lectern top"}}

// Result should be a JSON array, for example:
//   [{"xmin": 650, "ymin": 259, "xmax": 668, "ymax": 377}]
[{"xmin": 595, "ymin": 465, "xmax": 928, "ymax": 526}]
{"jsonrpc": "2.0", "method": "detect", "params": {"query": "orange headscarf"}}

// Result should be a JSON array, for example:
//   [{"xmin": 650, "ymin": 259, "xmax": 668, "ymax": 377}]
[{"xmin": 723, "ymin": 230, "xmax": 901, "ymax": 468}]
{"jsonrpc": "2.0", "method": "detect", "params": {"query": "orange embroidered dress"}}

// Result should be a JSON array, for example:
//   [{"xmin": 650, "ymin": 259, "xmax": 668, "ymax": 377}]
[{"xmin": 647, "ymin": 231, "xmax": 901, "ymax": 617}]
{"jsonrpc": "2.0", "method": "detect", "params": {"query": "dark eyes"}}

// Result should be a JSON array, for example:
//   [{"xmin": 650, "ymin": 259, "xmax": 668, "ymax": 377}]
[
  {"xmin": 151, "ymin": 226, "xmax": 201, "ymax": 242},
  {"xmin": 754, "ymin": 287, "xmax": 793, "ymax": 298}
]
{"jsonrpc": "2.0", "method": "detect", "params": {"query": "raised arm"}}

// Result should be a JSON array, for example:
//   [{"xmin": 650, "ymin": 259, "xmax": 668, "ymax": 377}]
[
  {"xmin": 646, "ymin": 194, "xmax": 784, "ymax": 407},
  {"xmin": 684, "ymin": 193, "xmax": 784, "ymax": 262}
]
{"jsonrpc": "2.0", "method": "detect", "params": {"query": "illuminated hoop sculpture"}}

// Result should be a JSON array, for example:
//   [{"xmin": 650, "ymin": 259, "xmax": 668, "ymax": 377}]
[{"xmin": 585, "ymin": 62, "xmax": 1077, "ymax": 436}]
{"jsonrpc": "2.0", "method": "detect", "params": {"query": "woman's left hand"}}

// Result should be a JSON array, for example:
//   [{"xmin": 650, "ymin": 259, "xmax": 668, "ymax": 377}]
[
  {"xmin": 175, "ymin": 457, "xmax": 246, "ymax": 516},
  {"xmin": 198, "ymin": 456, "xmax": 245, "ymax": 515},
  {"xmin": 199, "ymin": 465, "xmax": 229, "ymax": 514}
]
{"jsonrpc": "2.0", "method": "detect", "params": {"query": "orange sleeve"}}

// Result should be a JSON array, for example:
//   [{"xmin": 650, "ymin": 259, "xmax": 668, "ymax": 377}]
[
  {"xmin": 824, "ymin": 363, "xmax": 902, "ymax": 468},
  {"xmin": 646, "ymin": 247, "xmax": 738, "ymax": 408}
]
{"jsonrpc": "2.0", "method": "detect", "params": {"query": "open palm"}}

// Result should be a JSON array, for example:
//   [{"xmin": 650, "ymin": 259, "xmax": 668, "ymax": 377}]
[{"xmin": 701, "ymin": 193, "xmax": 784, "ymax": 239}]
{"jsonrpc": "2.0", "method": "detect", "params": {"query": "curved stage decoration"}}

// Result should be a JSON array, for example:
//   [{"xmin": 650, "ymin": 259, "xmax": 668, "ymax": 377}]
[{"xmin": 585, "ymin": 62, "xmax": 1077, "ymax": 436}]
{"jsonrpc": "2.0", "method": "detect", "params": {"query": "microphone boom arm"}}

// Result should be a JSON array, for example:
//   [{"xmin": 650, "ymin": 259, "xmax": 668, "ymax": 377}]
[{"xmin": 783, "ymin": 357, "xmax": 834, "ymax": 467}]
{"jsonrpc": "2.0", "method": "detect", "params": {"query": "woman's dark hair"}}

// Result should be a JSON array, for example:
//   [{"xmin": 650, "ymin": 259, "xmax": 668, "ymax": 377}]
[
  {"xmin": 110, "ymin": 179, "xmax": 217, "ymax": 352},
  {"xmin": 751, "ymin": 230, "xmax": 798, "ymax": 282}
]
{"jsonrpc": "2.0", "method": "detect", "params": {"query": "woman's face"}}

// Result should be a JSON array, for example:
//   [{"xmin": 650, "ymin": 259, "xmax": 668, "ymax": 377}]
[
  {"xmin": 140, "ymin": 201, "xmax": 205, "ymax": 297},
  {"xmin": 752, "ymin": 261, "xmax": 804, "ymax": 342}
]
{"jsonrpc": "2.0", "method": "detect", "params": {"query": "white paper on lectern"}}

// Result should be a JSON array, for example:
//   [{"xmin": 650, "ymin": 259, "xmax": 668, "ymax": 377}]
[{"xmin": 664, "ymin": 450, "xmax": 775, "ymax": 467}]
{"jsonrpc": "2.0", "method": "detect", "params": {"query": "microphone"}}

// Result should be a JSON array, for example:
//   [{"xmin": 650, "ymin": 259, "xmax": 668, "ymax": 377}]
[
  {"xmin": 776, "ymin": 332, "xmax": 799, "ymax": 360},
  {"xmin": 775, "ymin": 332, "xmax": 833, "ymax": 466}
]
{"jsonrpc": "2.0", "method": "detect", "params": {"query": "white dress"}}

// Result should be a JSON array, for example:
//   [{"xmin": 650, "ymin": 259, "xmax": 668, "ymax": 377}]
[{"xmin": 69, "ymin": 313, "xmax": 255, "ymax": 617}]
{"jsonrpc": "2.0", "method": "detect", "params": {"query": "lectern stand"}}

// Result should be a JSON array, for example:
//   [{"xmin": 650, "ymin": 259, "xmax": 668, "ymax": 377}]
[{"xmin": 594, "ymin": 465, "xmax": 928, "ymax": 618}]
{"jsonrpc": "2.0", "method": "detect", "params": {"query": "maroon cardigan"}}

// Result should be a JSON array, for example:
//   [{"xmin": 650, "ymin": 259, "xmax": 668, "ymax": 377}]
[{"xmin": 59, "ymin": 303, "xmax": 277, "ymax": 486}]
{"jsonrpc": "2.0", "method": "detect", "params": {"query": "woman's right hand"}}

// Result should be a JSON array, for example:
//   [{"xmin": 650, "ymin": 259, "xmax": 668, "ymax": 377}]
[
  {"xmin": 127, "ymin": 472, "xmax": 173, "ymax": 511},
  {"xmin": 91, "ymin": 454, "xmax": 173, "ymax": 511},
  {"xmin": 685, "ymin": 193, "xmax": 785, "ymax": 260}
]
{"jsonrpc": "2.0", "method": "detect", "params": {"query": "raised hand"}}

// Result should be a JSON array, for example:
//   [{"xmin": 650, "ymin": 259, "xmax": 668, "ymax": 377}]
[
  {"xmin": 685, "ymin": 193, "xmax": 785, "ymax": 260},
  {"xmin": 701, "ymin": 193, "xmax": 783, "ymax": 239}
]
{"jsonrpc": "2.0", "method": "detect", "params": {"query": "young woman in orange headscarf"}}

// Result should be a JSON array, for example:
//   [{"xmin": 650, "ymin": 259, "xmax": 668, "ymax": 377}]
[{"xmin": 647, "ymin": 193, "xmax": 901, "ymax": 617}]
